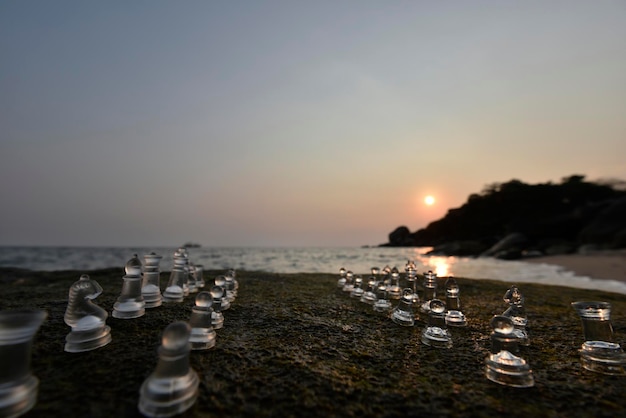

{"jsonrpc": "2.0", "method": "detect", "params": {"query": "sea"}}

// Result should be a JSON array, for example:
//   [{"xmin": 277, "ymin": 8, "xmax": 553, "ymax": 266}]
[{"xmin": 1, "ymin": 246, "xmax": 625, "ymax": 295}]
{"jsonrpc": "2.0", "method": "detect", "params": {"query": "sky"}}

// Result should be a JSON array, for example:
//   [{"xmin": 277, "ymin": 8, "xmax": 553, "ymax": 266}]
[{"xmin": 1, "ymin": 1, "xmax": 625, "ymax": 247}]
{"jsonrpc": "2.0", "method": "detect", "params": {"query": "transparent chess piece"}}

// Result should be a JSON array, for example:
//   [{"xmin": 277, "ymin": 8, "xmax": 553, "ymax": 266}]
[
  {"xmin": 485, "ymin": 315, "xmax": 534, "ymax": 387},
  {"xmin": 350, "ymin": 276, "xmax": 364, "ymax": 299},
  {"xmin": 64, "ymin": 274, "xmax": 112, "ymax": 352},
  {"xmin": 210, "ymin": 285, "xmax": 225, "ymax": 329},
  {"xmin": 138, "ymin": 321, "xmax": 199, "ymax": 417},
  {"xmin": 391, "ymin": 288, "xmax": 417, "ymax": 327},
  {"xmin": 444, "ymin": 278, "xmax": 467, "ymax": 327},
  {"xmin": 188, "ymin": 292, "xmax": 217, "ymax": 350},
  {"xmin": 141, "ymin": 252, "xmax": 163, "ymax": 308},
  {"xmin": 360, "ymin": 278, "xmax": 378, "ymax": 305},
  {"xmin": 0, "ymin": 310, "xmax": 47, "ymax": 418},
  {"xmin": 225, "ymin": 269, "xmax": 239, "ymax": 299},
  {"xmin": 163, "ymin": 253, "xmax": 186, "ymax": 303},
  {"xmin": 405, "ymin": 260, "xmax": 418, "ymax": 294},
  {"xmin": 342, "ymin": 270, "xmax": 355, "ymax": 294},
  {"xmin": 337, "ymin": 267, "xmax": 347, "ymax": 288},
  {"xmin": 187, "ymin": 261, "xmax": 198, "ymax": 294},
  {"xmin": 177, "ymin": 248, "xmax": 191, "ymax": 296},
  {"xmin": 571, "ymin": 301, "xmax": 626, "ymax": 375},
  {"xmin": 112, "ymin": 254, "xmax": 146, "ymax": 319},
  {"xmin": 502, "ymin": 285, "xmax": 529, "ymax": 345},
  {"xmin": 214, "ymin": 276, "xmax": 231, "ymax": 311},
  {"xmin": 373, "ymin": 279, "xmax": 393, "ymax": 313},
  {"xmin": 386, "ymin": 267, "xmax": 402, "ymax": 300},
  {"xmin": 420, "ymin": 270, "xmax": 438, "ymax": 313},
  {"xmin": 421, "ymin": 299, "xmax": 452, "ymax": 348},
  {"xmin": 194, "ymin": 264, "xmax": 206, "ymax": 289}
]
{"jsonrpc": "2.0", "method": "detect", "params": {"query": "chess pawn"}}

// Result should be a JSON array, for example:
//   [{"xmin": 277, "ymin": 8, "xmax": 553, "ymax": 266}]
[
  {"xmin": 571, "ymin": 301, "xmax": 626, "ymax": 375},
  {"xmin": 444, "ymin": 278, "xmax": 467, "ymax": 327},
  {"xmin": 142, "ymin": 252, "xmax": 163, "ymax": 308},
  {"xmin": 421, "ymin": 299, "xmax": 452, "ymax": 348},
  {"xmin": 187, "ymin": 261, "xmax": 198, "ymax": 294},
  {"xmin": 138, "ymin": 322, "xmax": 199, "ymax": 417},
  {"xmin": 0, "ymin": 310, "xmax": 47, "ymax": 418},
  {"xmin": 112, "ymin": 255, "xmax": 146, "ymax": 319},
  {"xmin": 391, "ymin": 288, "xmax": 417, "ymax": 327},
  {"xmin": 350, "ymin": 276, "xmax": 364, "ymax": 299},
  {"xmin": 342, "ymin": 270, "xmax": 355, "ymax": 294},
  {"xmin": 176, "ymin": 248, "xmax": 191, "ymax": 296},
  {"xmin": 225, "ymin": 269, "xmax": 238, "ymax": 298},
  {"xmin": 420, "ymin": 270, "xmax": 438, "ymax": 313},
  {"xmin": 386, "ymin": 267, "xmax": 402, "ymax": 300},
  {"xmin": 373, "ymin": 280, "xmax": 393, "ymax": 313},
  {"xmin": 485, "ymin": 315, "xmax": 534, "ymax": 387},
  {"xmin": 188, "ymin": 292, "xmax": 217, "ymax": 350},
  {"xmin": 210, "ymin": 285, "xmax": 225, "ymax": 329},
  {"xmin": 337, "ymin": 267, "xmax": 347, "ymax": 288},
  {"xmin": 163, "ymin": 255, "xmax": 186, "ymax": 303},
  {"xmin": 214, "ymin": 276, "xmax": 231, "ymax": 310},
  {"xmin": 64, "ymin": 274, "xmax": 112, "ymax": 352},
  {"xmin": 194, "ymin": 264, "xmax": 206, "ymax": 289},
  {"xmin": 502, "ymin": 285, "xmax": 529, "ymax": 346},
  {"xmin": 360, "ymin": 278, "xmax": 378, "ymax": 305}
]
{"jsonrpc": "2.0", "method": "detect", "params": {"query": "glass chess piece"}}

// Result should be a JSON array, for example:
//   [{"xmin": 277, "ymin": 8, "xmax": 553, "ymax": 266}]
[
  {"xmin": 360, "ymin": 278, "xmax": 378, "ymax": 305},
  {"xmin": 0, "ymin": 310, "xmax": 47, "ymax": 418},
  {"xmin": 391, "ymin": 288, "xmax": 417, "ymax": 327},
  {"xmin": 337, "ymin": 267, "xmax": 347, "ymax": 288},
  {"xmin": 386, "ymin": 267, "xmax": 402, "ymax": 300},
  {"xmin": 64, "ymin": 274, "xmax": 112, "ymax": 352},
  {"xmin": 112, "ymin": 254, "xmax": 146, "ymax": 319},
  {"xmin": 194, "ymin": 264, "xmax": 206, "ymax": 289},
  {"xmin": 187, "ymin": 261, "xmax": 198, "ymax": 294},
  {"xmin": 421, "ymin": 299, "xmax": 453, "ymax": 348},
  {"xmin": 444, "ymin": 278, "xmax": 467, "ymax": 327},
  {"xmin": 210, "ymin": 285, "xmax": 225, "ymax": 329},
  {"xmin": 502, "ymin": 285, "xmax": 529, "ymax": 346},
  {"xmin": 571, "ymin": 301, "xmax": 626, "ymax": 375},
  {"xmin": 163, "ymin": 252, "xmax": 186, "ymax": 303},
  {"xmin": 373, "ymin": 279, "xmax": 393, "ymax": 314},
  {"xmin": 214, "ymin": 276, "xmax": 231, "ymax": 310},
  {"xmin": 141, "ymin": 252, "xmax": 163, "ymax": 308},
  {"xmin": 350, "ymin": 275, "xmax": 364, "ymax": 299},
  {"xmin": 342, "ymin": 270, "xmax": 355, "ymax": 294},
  {"xmin": 420, "ymin": 270, "xmax": 438, "ymax": 313},
  {"xmin": 485, "ymin": 315, "xmax": 534, "ymax": 387},
  {"xmin": 177, "ymin": 248, "xmax": 191, "ymax": 296},
  {"xmin": 188, "ymin": 292, "xmax": 217, "ymax": 350},
  {"xmin": 405, "ymin": 260, "xmax": 418, "ymax": 294},
  {"xmin": 226, "ymin": 269, "xmax": 239, "ymax": 298},
  {"xmin": 138, "ymin": 321, "xmax": 199, "ymax": 418}
]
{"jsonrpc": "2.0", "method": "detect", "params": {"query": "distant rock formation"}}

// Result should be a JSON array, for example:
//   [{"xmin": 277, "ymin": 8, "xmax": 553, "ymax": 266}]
[{"xmin": 382, "ymin": 175, "xmax": 626, "ymax": 258}]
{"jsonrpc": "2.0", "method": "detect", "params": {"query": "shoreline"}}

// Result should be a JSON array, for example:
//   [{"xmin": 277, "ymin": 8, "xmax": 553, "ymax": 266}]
[{"xmin": 521, "ymin": 249, "xmax": 626, "ymax": 283}]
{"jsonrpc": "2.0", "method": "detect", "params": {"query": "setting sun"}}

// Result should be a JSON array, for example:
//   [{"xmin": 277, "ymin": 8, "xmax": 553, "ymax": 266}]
[{"xmin": 424, "ymin": 195, "xmax": 435, "ymax": 206}]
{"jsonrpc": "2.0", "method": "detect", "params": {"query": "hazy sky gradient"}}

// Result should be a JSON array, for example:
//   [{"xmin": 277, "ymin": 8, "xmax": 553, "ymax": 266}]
[{"xmin": 1, "ymin": 1, "xmax": 625, "ymax": 247}]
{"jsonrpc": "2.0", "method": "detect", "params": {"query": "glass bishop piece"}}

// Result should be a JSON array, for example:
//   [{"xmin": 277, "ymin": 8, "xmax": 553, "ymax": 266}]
[
  {"xmin": 112, "ymin": 255, "xmax": 146, "ymax": 319},
  {"xmin": 485, "ymin": 315, "xmax": 534, "ymax": 388},
  {"xmin": 138, "ymin": 322, "xmax": 199, "ymax": 418},
  {"xmin": 64, "ymin": 274, "xmax": 112, "ymax": 352},
  {"xmin": 502, "ymin": 285, "xmax": 529, "ymax": 345},
  {"xmin": 391, "ymin": 288, "xmax": 417, "ymax": 327},
  {"xmin": 142, "ymin": 252, "xmax": 163, "ymax": 308},
  {"xmin": 444, "ymin": 278, "xmax": 467, "ymax": 327},
  {"xmin": 188, "ymin": 292, "xmax": 217, "ymax": 350},
  {"xmin": 421, "ymin": 299, "xmax": 452, "ymax": 348},
  {"xmin": 571, "ymin": 301, "xmax": 626, "ymax": 375},
  {"xmin": 0, "ymin": 310, "xmax": 47, "ymax": 418}
]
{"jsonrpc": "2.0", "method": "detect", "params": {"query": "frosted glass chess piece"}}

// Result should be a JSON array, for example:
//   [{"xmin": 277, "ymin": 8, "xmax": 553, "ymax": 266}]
[
  {"xmin": 502, "ymin": 285, "xmax": 529, "ymax": 346},
  {"xmin": 214, "ymin": 276, "xmax": 231, "ymax": 311},
  {"xmin": 386, "ymin": 267, "xmax": 402, "ymax": 300},
  {"xmin": 225, "ymin": 269, "xmax": 238, "ymax": 299},
  {"xmin": 138, "ymin": 321, "xmax": 199, "ymax": 417},
  {"xmin": 187, "ymin": 261, "xmax": 198, "ymax": 294},
  {"xmin": 163, "ymin": 254, "xmax": 186, "ymax": 303},
  {"xmin": 373, "ymin": 280, "xmax": 393, "ymax": 313},
  {"xmin": 112, "ymin": 255, "xmax": 146, "ymax": 319},
  {"xmin": 141, "ymin": 252, "xmax": 163, "ymax": 308},
  {"xmin": 188, "ymin": 292, "xmax": 217, "ymax": 350},
  {"xmin": 350, "ymin": 276, "xmax": 364, "ymax": 299},
  {"xmin": 571, "ymin": 301, "xmax": 626, "ymax": 375},
  {"xmin": 421, "ymin": 299, "xmax": 453, "ymax": 348},
  {"xmin": 210, "ymin": 285, "xmax": 225, "ymax": 330},
  {"xmin": 342, "ymin": 270, "xmax": 355, "ymax": 294},
  {"xmin": 391, "ymin": 288, "xmax": 417, "ymax": 327},
  {"xmin": 405, "ymin": 260, "xmax": 418, "ymax": 295},
  {"xmin": 420, "ymin": 270, "xmax": 438, "ymax": 313},
  {"xmin": 360, "ymin": 278, "xmax": 378, "ymax": 305},
  {"xmin": 194, "ymin": 264, "xmax": 206, "ymax": 289},
  {"xmin": 337, "ymin": 267, "xmax": 347, "ymax": 288},
  {"xmin": 485, "ymin": 315, "xmax": 534, "ymax": 387},
  {"xmin": 64, "ymin": 274, "xmax": 112, "ymax": 352},
  {"xmin": 0, "ymin": 310, "xmax": 47, "ymax": 418},
  {"xmin": 176, "ymin": 248, "xmax": 191, "ymax": 297},
  {"xmin": 444, "ymin": 278, "xmax": 467, "ymax": 327}
]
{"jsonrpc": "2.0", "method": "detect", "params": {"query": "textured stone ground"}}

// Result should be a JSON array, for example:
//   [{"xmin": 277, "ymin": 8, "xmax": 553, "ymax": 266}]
[{"xmin": 1, "ymin": 267, "xmax": 625, "ymax": 417}]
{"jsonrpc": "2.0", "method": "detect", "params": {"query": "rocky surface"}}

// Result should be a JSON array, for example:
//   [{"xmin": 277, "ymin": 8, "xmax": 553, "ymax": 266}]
[{"xmin": 1, "ymin": 267, "xmax": 626, "ymax": 417}]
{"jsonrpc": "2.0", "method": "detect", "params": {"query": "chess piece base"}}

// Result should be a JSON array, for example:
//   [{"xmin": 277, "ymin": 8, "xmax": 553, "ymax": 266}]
[
  {"xmin": 189, "ymin": 328, "xmax": 217, "ymax": 351},
  {"xmin": 421, "ymin": 326, "xmax": 453, "ymax": 348},
  {"xmin": 0, "ymin": 375, "xmax": 38, "ymax": 418},
  {"xmin": 360, "ymin": 293, "xmax": 377, "ymax": 305},
  {"xmin": 485, "ymin": 350, "xmax": 534, "ymax": 388},
  {"xmin": 138, "ymin": 370, "xmax": 199, "ymax": 418},
  {"xmin": 373, "ymin": 300, "xmax": 392, "ymax": 313},
  {"xmin": 445, "ymin": 310, "xmax": 467, "ymax": 327},
  {"xmin": 391, "ymin": 310, "xmax": 414, "ymax": 327},
  {"xmin": 211, "ymin": 312, "xmax": 224, "ymax": 330},
  {"xmin": 65, "ymin": 325, "xmax": 112, "ymax": 353},
  {"xmin": 112, "ymin": 300, "xmax": 145, "ymax": 319},
  {"xmin": 580, "ymin": 341, "xmax": 626, "ymax": 375}
]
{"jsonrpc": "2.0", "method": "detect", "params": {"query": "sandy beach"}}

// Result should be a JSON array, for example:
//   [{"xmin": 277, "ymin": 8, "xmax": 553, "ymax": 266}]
[{"xmin": 523, "ymin": 249, "xmax": 626, "ymax": 283}]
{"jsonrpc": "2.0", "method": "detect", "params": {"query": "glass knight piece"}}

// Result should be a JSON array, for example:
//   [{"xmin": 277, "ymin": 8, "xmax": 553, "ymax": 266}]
[
  {"xmin": 421, "ymin": 299, "xmax": 453, "ymax": 348},
  {"xmin": 502, "ymin": 285, "xmax": 529, "ymax": 345},
  {"xmin": 112, "ymin": 254, "xmax": 146, "ymax": 319},
  {"xmin": 64, "ymin": 274, "xmax": 112, "ymax": 352},
  {"xmin": 572, "ymin": 301, "xmax": 626, "ymax": 375},
  {"xmin": 444, "ymin": 278, "xmax": 467, "ymax": 327},
  {"xmin": 141, "ymin": 252, "xmax": 163, "ymax": 308},
  {"xmin": 485, "ymin": 315, "xmax": 534, "ymax": 387},
  {"xmin": 0, "ymin": 310, "xmax": 47, "ymax": 418},
  {"xmin": 138, "ymin": 321, "xmax": 199, "ymax": 417},
  {"xmin": 188, "ymin": 292, "xmax": 217, "ymax": 350},
  {"xmin": 391, "ymin": 288, "xmax": 417, "ymax": 327}
]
